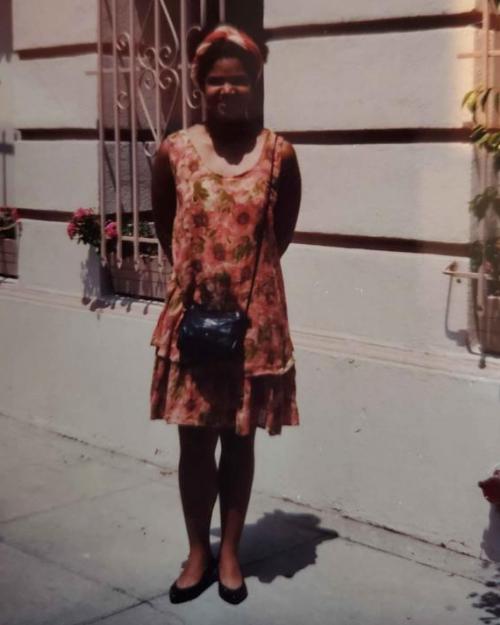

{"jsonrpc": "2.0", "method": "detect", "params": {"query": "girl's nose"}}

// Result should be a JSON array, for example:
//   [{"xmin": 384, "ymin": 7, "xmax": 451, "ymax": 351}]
[{"xmin": 221, "ymin": 81, "xmax": 234, "ymax": 94}]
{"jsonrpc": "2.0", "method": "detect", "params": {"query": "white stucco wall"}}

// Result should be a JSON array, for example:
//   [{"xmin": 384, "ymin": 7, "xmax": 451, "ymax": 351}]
[
  {"xmin": 283, "ymin": 245, "xmax": 468, "ymax": 354},
  {"xmin": 0, "ymin": 281, "xmax": 496, "ymax": 558},
  {"xmin": 14, "ymin": 141, "xmax": 99, "ymax": 210},
  {"xmin": 16, "ymin": 221, "xmax": 103, "ymax": 296},
  {"xmin": 295, "ymin": 142, "xmax": 472, "ymax": 241},
  {"xmin": 265, "ymin": 28, "xmax": 474, "ymax": 131},
  {"xmin": 4, "ymin": 55, "xmax": 97, "ymax": 128},
  {"xmin": 264, "ymin": 0, "xmax": 476, "ymax": 28},
  {"xmin": 13, "ymin": 0, "xmax": 97, "ymax": 49},
  {"xmin": 1, "ymin": 0, "xmax": 495, "ymax": 559}
]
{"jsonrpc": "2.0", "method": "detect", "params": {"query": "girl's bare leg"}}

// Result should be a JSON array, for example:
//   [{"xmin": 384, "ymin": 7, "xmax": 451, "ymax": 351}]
[
  {"xmin": 175, "ymin": 425, "xmax": 219, "ymax": 588},
  {"xmin": 217, "ymin": 425, "xmax": 257, "ymax": 588}
]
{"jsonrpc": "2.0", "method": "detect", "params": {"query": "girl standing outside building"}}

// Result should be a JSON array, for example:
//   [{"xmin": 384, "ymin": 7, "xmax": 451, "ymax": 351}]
[{"xmin": 149, "ymin": 24, "xmax": 301, "ymax": 604}]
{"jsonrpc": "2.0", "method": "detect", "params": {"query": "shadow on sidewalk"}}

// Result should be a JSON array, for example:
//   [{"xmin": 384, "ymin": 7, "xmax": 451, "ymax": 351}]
[
  {"xmin": 210, "ymin": 509, "xmax": 338, "ymax": 583},
  {"xmin": 469, "ymin": 563, "xmax": 500, "ymax": 624},
  {"xmin": 469, "ymin": 505, "xmax": 500, "ymax": 624}
]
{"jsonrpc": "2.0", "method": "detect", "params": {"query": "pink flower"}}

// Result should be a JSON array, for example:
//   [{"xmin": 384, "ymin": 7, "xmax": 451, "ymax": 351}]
[
  {"xmin": 67, "ymin": 221, "xmax": 77, "ymax": 239},
  {"xmin": 74, "ymin": 207, "xmax": 93, "ymax": 219},
  {"xmin": 104, "ymin": 221, "xmax": 118, "ymax": 239}
]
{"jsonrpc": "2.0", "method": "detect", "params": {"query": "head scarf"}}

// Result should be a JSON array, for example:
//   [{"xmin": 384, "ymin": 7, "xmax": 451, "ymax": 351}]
[{"xmin": 191, "ymin": 25, "xmax": 263, "ymax": 87}]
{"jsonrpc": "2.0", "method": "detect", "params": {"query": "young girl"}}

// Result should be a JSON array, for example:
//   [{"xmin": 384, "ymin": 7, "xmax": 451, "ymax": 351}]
[{"xmin": 149, "ymin": 24, "xmax": 301, "ymax": 604}]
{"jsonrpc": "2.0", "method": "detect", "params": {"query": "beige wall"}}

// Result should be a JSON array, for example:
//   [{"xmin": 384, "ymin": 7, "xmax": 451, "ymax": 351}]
[
  {"xmin": 264, "ymin": 0, "xmax": 476, "ymax": 27},
  {"xmin": 1, "ymin": 0, "xmax": 497, "ymax": 559},
  {"xmin": 295, "ymin": 143, "xmax": 472, "ymax": 241},
  {"xmin": 265, "ymin": 29, "xmax": 473, "ymax": 131},
  {"xmin": 13, "ymin": 0, "xmax": 96, "ymax": 49}
]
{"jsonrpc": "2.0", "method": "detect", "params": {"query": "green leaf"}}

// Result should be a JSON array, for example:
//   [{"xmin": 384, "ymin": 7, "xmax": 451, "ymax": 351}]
[
  {"xmin": 470, "ymin": 124, "xmax": 486, "ymax": 141},
  {"xmin": 480, "ymin": 87, "xmax": 493, "ymax": 110},
  {"xmin": 467, "ymin": 89, "xmax": 480, "ymax": 114},
  {"xmin": 490, "ymin": 132, "xmax": 500, "ymax": 147},
  {"xmin": 477, "ymin": 132, "xmax": 492, "ymax": 147},
  {"xmin": 468, "ymin": 187, "xmax": 499, "ymax": 220},
  {"xmin": 462, "ymin": 89, "xmax": 476, "ymax": 108}
]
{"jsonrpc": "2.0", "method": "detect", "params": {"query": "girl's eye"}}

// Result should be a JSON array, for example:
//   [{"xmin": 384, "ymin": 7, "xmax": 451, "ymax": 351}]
[
  {"xmin": 232, "ymin": 77, "xmax": 250, "ymax": 86},
  {"xmin": 206, "ymin": 76, "xmax": 250, "ymax": 87}
]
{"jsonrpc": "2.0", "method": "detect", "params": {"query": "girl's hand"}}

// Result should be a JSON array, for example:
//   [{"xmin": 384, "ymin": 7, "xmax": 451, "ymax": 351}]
[
  {"xmin": 273, "ymin": 140, "xmax": 301, "ymax": 258},
  {"xmin": 151, "ymin": 139, "xmax": 177, "ymax": 264}
]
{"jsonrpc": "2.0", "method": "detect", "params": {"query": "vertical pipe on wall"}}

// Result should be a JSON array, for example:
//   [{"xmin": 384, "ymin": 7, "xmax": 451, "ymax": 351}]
[{"xmin": 219, "ymin": 0, "xmax": 225, "ymax": 22}]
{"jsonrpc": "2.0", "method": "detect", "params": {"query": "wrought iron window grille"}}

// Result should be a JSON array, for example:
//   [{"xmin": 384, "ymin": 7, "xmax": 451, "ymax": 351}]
[{"xmin": 92, "ymin": 0, "xmax": 226, "ymax": 299}]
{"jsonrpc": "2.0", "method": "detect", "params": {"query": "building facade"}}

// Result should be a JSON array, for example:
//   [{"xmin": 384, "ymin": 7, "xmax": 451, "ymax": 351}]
[{"xmin": 1, "ymin": 0, "xmax": 497, "ymax": 560}]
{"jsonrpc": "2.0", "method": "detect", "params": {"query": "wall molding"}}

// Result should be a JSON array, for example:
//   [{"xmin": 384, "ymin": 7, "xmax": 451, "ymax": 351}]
[
  {"xmin": 18, "ymin": 127, "xmax": 473, "ymax": 144},
  {"xmin": 264, "ymin": 11, "xmax": 481, "ymax": 40},
  {"xmin": 17, "ymin": 43, "xmax": 97, "ymax": 60},
  {"xmin": 291, "ymin": 326, "xmax": 498, "ymax": 383},
  {"xmin": 0, "ymin": 281, "xmax": 497, "ymax": 381},
  {"xmin": 11, "ymin": 210, "xmax": 470, "ymax": 255},
  {"xmin": 294, "ymin": 233, "xmax": 470, "ymax": 256},
  {"xmin": 281, "ymin": 128, "xmax": 472, "ymax": 144}
]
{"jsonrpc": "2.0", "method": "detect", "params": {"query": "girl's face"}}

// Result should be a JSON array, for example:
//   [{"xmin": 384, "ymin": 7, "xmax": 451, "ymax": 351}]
[{"xmin": 203, "ymin": 57, "xmax": 253, "ymax": 122}]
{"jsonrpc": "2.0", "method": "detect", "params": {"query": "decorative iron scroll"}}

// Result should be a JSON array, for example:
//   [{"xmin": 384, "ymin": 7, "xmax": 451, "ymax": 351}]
[{"xmin": 97, "ymin": 0, "xmax": 225, "ymax": 271}]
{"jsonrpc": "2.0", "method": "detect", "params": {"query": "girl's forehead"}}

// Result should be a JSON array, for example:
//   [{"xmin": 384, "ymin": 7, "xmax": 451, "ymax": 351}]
[{"xmin": 206, "ymin": 57, "xmax": 248, "ymax": 74}]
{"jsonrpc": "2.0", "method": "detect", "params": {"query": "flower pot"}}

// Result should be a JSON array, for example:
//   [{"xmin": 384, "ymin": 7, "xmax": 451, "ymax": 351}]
[
  {"xmin": 0, "ymin": 237, "xmax": 18, "ymax": 277},
  {"xmin": 107, "ymin": 251, "xmax": 170, "ymax": 300}
]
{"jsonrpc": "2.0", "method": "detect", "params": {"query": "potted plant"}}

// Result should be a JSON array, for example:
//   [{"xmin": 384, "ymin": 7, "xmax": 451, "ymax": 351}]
[
  {"xmin": 0, "ymin": 207, "xmax": 21, "ymax": 277},
  {"xmin": 105, "ymin": 220, "xmax": 170, "ymax": 300},
  {"xmin": 67, "ymin": 207, "xmax": 170, "ymax": 300},
  {"xmin": 460, "ymin": 45, "xmax": 500, "ymax": 354},
  {"xmin": 470, "ymin": 231, "xmax": 500, "ymax": 354}
]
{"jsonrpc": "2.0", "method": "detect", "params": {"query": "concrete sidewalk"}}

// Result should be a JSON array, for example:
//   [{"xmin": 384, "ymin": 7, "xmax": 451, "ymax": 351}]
[{"xmin": 0, "ymin": 412, "xmax": 498, "ymax": 625}]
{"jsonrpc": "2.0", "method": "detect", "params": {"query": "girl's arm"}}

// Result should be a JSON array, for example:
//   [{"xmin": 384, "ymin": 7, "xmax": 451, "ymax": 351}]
[
  {"xmin": 151, "ymin": 139, "xmax": 177, "ymax": 265},
  {"xmin": 273, "ymin": 140, "xmax": 302, "ymax": 257}
]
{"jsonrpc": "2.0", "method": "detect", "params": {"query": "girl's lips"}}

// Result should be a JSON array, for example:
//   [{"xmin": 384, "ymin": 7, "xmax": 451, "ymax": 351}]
[{"xmin": 216, "ymin": 97, "xmax": 245, "ymax": 114}]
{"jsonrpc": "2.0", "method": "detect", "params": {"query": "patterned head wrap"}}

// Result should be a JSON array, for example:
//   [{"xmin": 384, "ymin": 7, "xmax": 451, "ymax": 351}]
[{"xmin": 191, "ymin": 25, "xmax": 263, "ymax": 87}]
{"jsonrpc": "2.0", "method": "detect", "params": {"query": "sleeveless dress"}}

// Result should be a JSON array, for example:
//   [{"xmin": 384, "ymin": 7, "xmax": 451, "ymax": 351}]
[{"xmin": 149, "ymin": 127, "xmax": 299, "ymax": 436}]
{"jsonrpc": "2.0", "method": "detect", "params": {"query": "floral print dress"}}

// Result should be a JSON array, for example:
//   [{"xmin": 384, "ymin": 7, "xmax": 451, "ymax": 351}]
[{"xmin": 149, "ymin": 127, "xmax": 299, "ymax": 436}]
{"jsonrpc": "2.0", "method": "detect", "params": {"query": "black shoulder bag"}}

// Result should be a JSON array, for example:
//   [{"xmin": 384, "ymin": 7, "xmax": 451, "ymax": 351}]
[{"xmin": 177, "ymin": 135, "xmax": 278, "ymax": 365}]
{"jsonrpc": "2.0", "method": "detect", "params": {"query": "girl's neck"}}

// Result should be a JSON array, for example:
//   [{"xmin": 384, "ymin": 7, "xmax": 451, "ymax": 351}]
[{"xmin": 205, "ymin": 116, "xmax": 261, "ymax": 145}]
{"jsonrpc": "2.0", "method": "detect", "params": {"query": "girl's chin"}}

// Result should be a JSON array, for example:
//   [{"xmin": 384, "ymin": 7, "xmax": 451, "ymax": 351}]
[
  {"xmin": 210, "ymin": 112, "xmax": 248, "ymax": 124},
  {"xmin": 208, "ymin": 101, "xmax": 247, "ymax": 120}
]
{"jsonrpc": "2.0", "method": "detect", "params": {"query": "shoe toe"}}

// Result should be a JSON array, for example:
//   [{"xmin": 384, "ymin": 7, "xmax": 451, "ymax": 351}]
[
  {"xmin": 218, "ymin": 579, "xmax": 248, "ymax": 604},
  {"xmin": 169, "ymin": 558, "xmax": 217, "ymax": 604}
]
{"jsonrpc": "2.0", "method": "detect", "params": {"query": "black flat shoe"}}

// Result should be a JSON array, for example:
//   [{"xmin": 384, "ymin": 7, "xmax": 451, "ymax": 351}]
[
  {"xmin": 218, "ymin": 578, "xmax": 248, "ymax": 604},
  {"xmin": 169, "ymin": 556, "xmax": 217, "ymax": 604}
]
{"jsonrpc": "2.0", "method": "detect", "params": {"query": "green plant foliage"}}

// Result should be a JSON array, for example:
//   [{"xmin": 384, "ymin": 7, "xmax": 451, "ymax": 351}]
[
  {"xmin": 463, "ymin": 5, "xmax": 500, "ymax": 294},
  {"xmin": 462, "ymin": 86, "xmax": 500, "ymax": 152},
  {"xmin": 470, "ymin": 240, "xmax": 483, "ymax": 273},
  {"xmin": 468, "ymin": 186, "xmax": 500, "ymax": 220}
]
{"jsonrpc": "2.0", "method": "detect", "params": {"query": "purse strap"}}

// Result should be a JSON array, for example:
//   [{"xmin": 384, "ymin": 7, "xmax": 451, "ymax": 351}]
[{"xmin": 244, "ymin": 133, "xmax": 279, "ymax": 316}]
